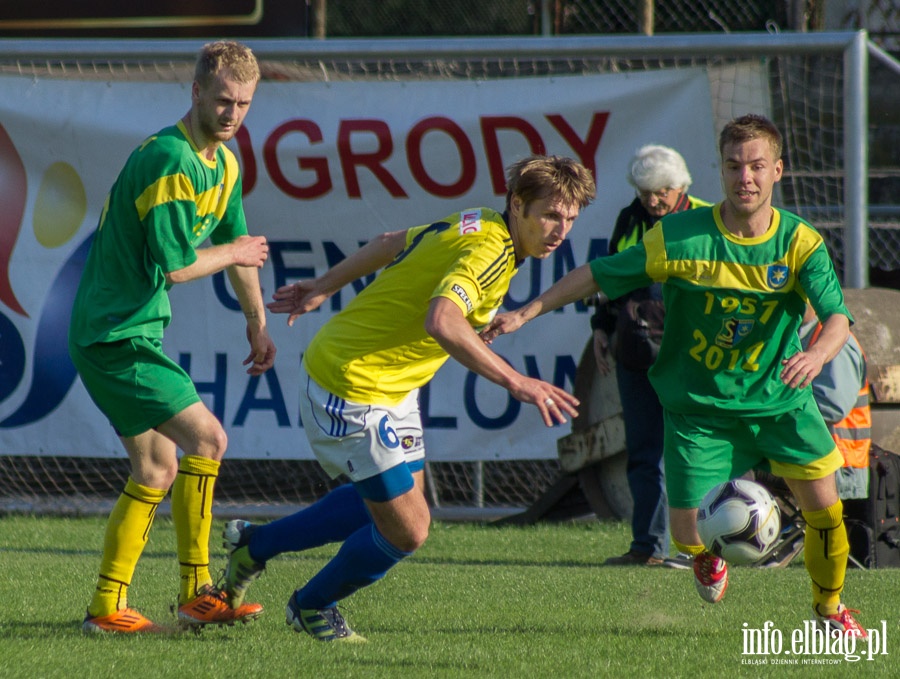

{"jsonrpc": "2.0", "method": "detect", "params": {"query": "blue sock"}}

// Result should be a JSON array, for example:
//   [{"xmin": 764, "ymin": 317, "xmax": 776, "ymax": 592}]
[
  {"xmin": 296, "ymin": 524, "xmax": 412, "ymax": 610},
  {"xmin": 248, "ymin": 484, "xmax": 370, "ymax": 562}
]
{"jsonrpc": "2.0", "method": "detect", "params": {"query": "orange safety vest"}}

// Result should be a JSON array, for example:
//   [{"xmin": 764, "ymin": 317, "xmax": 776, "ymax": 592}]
[{"xmin": 809, "ymin": 324, "xmax": 872, "ymax": 469}]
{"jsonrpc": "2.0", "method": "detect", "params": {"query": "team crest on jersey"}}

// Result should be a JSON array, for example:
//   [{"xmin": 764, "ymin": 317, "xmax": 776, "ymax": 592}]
[
  {"xmin": 460, "ymin": 209, "xmax": 482, "ymax": 235},
  {"xmin": 451, "ymin": 283, "xmax": 473, "ymax": 312},
  {"xmin": 715, "ymin": 317, "xmax": 755, "ymax": 348},
  {"xmin": 766, "ymin": 264, "xmax": 790, "ymax": 290}
]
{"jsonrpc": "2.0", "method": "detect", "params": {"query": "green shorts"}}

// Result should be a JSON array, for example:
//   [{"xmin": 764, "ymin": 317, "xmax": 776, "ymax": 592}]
[
  {"xmin": 663, "ymin": 397, "xmax": 844, "ymax": 509},
  {"xmin": 69, "ymin": 336, "xmax": 200, "ymax": 437}
]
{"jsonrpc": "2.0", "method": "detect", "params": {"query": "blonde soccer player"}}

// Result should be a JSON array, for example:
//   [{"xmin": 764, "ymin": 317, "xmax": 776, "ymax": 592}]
[{"xmin": 69, "ymin": 41, "xmax": 275, "ymax": 633}]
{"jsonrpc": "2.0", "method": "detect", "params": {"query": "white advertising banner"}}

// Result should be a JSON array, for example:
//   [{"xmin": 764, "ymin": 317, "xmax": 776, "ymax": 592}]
[{"xmin": 0, "ymin": 67, "xmax": 721, "ymax": 461}]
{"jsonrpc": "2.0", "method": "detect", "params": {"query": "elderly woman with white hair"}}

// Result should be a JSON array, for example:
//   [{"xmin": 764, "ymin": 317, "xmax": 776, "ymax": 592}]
[{"xmin": 591, "ymin": 144, "xmax": 711, "ymax": 568}]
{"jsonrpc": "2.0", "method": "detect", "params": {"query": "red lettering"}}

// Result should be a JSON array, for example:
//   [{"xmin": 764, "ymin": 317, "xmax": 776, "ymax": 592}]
[
  {"xmin": 234, "ymin": 126, "xmax": 256, "ymax": 196},
  {"xmin": 337, "ymin": 120, "xmax": 407, "ymax": 199},
  {"xmin": 546, "ymin": 112, "xmax": 610, "ymax": 178},
  {"xmin": 264, "ymin": 120, "xmax": 333, "ymax": 199},
  {"xmin": 260, "ymin": 112, "xmax": 609, "ymax": 201},
  {"xmin": 0, "ymin": 122, "xmax": 26, "ymax": 316},
  {"xmin": 407, "ymin": 117, "xmax": 476, "ymax": 198},
  {"xmin": 480, "ymin": 116, "xmax": 546, "ymax": 194}
]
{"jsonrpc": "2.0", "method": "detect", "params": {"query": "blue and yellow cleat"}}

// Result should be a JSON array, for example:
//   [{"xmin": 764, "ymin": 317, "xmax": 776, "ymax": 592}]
[
  {"xmin": 222, "ymin": 519, "xmax": 266, "ymax": 608},
  {"xmin": 286, "ymin": 593, "xmax": 366, "ymax": 643}
]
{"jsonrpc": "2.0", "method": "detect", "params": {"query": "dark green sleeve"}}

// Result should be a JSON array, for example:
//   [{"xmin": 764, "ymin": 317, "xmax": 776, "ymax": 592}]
[{"xmin": 588, "ymin": 245, "xmax": 654, "ymax": 301}]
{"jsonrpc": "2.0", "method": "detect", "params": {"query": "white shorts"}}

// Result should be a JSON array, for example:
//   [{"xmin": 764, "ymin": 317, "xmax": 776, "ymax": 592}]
[{"xmin": 299, "ymin": 364, "xmax": 426, "ymax": 482}]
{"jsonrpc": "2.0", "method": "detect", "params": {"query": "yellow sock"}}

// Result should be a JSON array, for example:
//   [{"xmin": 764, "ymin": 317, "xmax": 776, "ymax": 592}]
[
  {"xmin": 803, "ymin": 501, "xmax": 848, "ymax": 616},
  {"xmin": 88, "ymin": 478, "xmax": 166, "ymax": 617},
  {"xmin": 673, "ymin": 540, "xmax": 706, "ymax": 557},
  {"xmin": 171, "ymin": 455, "xmax": 220, "ymax": 604}
]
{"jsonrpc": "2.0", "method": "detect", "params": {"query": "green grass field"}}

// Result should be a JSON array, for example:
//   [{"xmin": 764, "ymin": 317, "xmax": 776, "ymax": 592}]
[{"xmin": 0, "ymin": 514, "xmax": 896, "ymax": 678}]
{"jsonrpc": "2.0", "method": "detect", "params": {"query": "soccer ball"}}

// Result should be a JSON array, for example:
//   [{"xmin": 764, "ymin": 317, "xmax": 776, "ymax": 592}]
[{"xmin": 697, "ymin": 479, "xmax": 781, "ymax": 565}]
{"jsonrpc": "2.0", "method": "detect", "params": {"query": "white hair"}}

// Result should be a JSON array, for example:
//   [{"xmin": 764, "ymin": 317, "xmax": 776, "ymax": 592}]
[{"xmin": 626, "ymin": 144, "xmax": 692, "ymax": 192}]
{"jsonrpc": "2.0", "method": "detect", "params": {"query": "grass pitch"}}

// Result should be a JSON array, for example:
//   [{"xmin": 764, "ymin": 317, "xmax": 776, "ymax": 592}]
[{"xmin": 0, "ymin": 514, "xmax": 896, "ymax": 678}]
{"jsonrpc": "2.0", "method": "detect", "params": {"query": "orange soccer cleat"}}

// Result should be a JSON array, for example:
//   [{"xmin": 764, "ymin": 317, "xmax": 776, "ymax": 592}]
[
  {"xmin": 82, "ymin": 607, "xmax": 169, "ymax": 634},
  {"xmin": 176, "ymin": 584, "xmax": 263, "ymax": 629}
]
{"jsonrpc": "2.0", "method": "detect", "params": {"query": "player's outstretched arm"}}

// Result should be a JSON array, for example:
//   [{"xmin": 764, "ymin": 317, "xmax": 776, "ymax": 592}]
[
  {"xmin": 480, "ymin": 263, "xmax": 602, "ymax": 342},
  {"xmin": 267, "ymin": 229, "xmax": 408, "ymax": 326},
  {"xmin": 426, "ymin": 297, "xmax": 578, "ymax": 427}
]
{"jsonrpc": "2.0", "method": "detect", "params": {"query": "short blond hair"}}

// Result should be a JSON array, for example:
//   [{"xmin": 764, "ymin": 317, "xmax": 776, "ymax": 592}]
[
  {"xmin": 505, "ymin": 155, "xmax": 596, "ymax": 212},
  {"xmin": 719, "ymin": 113, "xmax": 783, "ymax": 161},
  {"xmin": 195, "ymin": 41, "xmax": 260, "ymax": 87}
]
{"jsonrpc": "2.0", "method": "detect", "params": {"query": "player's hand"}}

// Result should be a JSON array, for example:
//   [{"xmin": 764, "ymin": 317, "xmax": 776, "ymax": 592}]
[
  {"xmin": 244, "ymin": 325, "xmax": 276, "ymax": 375},
  {"xmin": 232, "ymin": 235, "xmax": 269, "ymax": 268},
  {"xmin": 479, "ymin": 311, "xmax": 526, "ymax": 344},
  {"xmin": 592, "ymin": 329, "xmax": 611, "ymax": 376},
  {"xmin": 509, "ymin": 378, "xmax": 579, "ymax": 427},
  {"xmin": 267, "ymin": 281, "xmax": 329, "ymax": 326},
  {"xmin": 780, "ymin": 349, "xmax": 825, "ymax": 389}
]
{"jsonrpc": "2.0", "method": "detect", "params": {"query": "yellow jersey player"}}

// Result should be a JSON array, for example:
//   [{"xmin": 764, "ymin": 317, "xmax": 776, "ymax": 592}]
[{"xmin": 221, "ymin": 155, "xmax": 596, "ymax": 642}]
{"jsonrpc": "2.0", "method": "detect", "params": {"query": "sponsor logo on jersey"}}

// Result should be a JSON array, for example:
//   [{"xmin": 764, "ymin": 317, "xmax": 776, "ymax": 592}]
[
  {"xmin": 400, "ymin": 434, "xmax": 423, "ymax": 451},
  {"xmin": 767, "ymin": 264, "xmax": 789, "ymax": 290},
  {"xmin": 460, "ymin": 209, "xmax": 482, "ymax": 235},
  {"xmin": 451, "ymin": 283, "xmax": 473, "ymax": 312}
]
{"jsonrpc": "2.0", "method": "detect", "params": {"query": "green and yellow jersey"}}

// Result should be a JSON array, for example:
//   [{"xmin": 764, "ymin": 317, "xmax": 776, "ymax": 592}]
[
  {"xmin": 304, "ymin": 208, "xmax": 518, "ymax": 405},
  {"xmin": 69, "ymin": 120, "xmax": 247, "ymax": 346},
  {"xmin": 590, "ymin": 203, "xmax": 850, "ymax": 416},
  {"xmin": 609, "ymin": 194, "xmax": 711, "ymax": 255}
]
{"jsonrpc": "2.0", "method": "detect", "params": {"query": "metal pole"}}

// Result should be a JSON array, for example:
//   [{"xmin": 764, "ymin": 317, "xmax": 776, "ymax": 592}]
[
  {"xmin": 790, "ymin": 0, "xmax": 807, "ymax": 32},
  {"xmin": 0, "ymin": 32, "xmax": 864, "ymax": 61},
  {"xmin": 311, "ymin": 0, "xmax": 326, "ymax": 39},
  {"xmin": 474, "ymin": 461, "xmax": 484, "ymax": 509},
  {"xmin": 540, "ymin": 0, "xmax": 551, "ymax": 37},
  {"xmin": 844, "ymin": 30, "xmax": 869, "ymax": 289},
  {"xmin": 637, "ymin": 0, "xmax": 654, "ymax": 36}
]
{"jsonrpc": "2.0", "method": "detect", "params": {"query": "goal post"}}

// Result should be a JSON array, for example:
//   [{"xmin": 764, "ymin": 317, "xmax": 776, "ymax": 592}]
[{"xmin": 0, "ymin": 31, "xmax": 888, "ymax": 517}]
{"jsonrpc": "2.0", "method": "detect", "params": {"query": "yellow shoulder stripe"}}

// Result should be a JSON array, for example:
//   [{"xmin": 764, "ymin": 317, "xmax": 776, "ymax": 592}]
[
  {"xmin": 642, "ymin": 212, "xmax": 824, "ymax": 293},
  {"xmin": 135, "ymin": 173, "xmax": 195, "ymax": 221}
]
